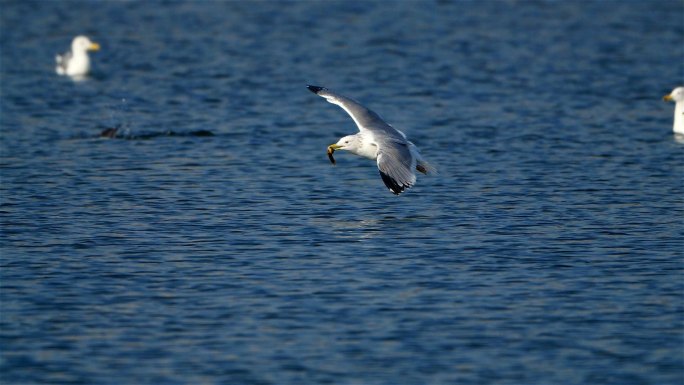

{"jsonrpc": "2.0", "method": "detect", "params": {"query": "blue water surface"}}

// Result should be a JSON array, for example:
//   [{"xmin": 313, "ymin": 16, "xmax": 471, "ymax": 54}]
[{"xmin": 1, "ymin": 1, "xmax": 683, "ymax": 384}]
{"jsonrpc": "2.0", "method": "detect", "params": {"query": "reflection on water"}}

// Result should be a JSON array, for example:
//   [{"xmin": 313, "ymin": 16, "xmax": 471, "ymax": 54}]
[{"xmin": 311, "ymin": 216, "xmax": 402, "ymax": 241}]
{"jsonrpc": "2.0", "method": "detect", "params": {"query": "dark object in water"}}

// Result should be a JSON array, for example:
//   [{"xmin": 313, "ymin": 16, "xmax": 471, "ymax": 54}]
[
  {"xmin": 188, "ymin": 129, "xmax": 214, "ymax": 137},
  {"xmin": 327, "ymin": 145, "xmax": 336, "ymax": 165},
  {"xmin": 100, "ymin": 127, "xmax": 119, "ymax": 138},
  {"xmin": 97, "ymin": 127, "xmax": 214, "ymax": 140},
  {"xmin": 152, "ymin": 129, "xmax": 215, "ymax": 138}
]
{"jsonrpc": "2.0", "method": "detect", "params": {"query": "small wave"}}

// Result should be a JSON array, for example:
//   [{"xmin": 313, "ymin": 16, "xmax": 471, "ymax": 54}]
[{"xmin": 97, "ymin": 125, "xmax": 214, "ymax": 140}]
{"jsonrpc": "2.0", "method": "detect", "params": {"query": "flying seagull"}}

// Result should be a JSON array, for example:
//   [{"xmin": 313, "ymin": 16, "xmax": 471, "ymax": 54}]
[{"xmin": 307, "ymin": 85, "xmax": 433, "ymax": 195}]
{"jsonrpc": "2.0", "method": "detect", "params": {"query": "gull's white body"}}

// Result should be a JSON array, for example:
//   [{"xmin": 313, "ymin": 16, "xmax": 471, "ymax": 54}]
[
  {"xmin": 308, "ymin": 85, "xmax": 432, "ymax": 195},
  {"xmin": 55, "ymin": 36, "xmax": 100, "ymax": 77},
  {"xmin": 664, "ymin": 87, "xmax": 684, "ymax": 135}
]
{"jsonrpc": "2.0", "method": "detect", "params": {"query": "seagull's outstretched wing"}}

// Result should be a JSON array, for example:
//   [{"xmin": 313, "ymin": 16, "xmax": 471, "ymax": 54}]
[
  {"xmin": 376, "ymin": 138, "xmax": 417, "ymax": 195},
  {"xmin": 307, "ymin": 85, "xmax": 405, "ymax": 140}
]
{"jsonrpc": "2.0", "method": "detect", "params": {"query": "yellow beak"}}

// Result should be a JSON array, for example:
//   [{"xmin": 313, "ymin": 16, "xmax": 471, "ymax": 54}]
[
  {"xmin": 89, "ymin": 42, "xmax": 101, "ymax": 51},
  {"xmin": 327, "ymin": 144, "xmax": 341, "ymax": 165}
]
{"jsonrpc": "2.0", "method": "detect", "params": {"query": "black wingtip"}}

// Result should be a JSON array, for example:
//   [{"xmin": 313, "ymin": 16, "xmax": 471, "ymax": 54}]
[
  {"xmin": 379, "ymin": 171, "xmax": 409, "ymax": 195},
  {"xmin": 307, "ymin": 85, "xmax": 325, "ymax": 94}
]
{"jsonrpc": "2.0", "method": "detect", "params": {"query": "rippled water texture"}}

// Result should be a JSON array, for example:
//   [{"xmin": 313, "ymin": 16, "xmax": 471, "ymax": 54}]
[{"xmin": 1, "ymin": 1, "xmax": 683, "ymax": 384}]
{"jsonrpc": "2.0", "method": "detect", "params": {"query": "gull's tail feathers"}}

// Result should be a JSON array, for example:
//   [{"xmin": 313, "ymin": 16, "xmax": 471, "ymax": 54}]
[{"xmin": 416, "ymin": 160, "xmax": 437, "ymax": 175}]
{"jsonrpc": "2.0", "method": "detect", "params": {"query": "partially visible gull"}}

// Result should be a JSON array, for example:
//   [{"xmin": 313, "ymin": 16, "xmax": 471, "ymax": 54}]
[
  {"xmin": 55, "ymin": 35, "xmax": 100, "ymax": 77},
  {"xmin": 663, "ymin": 87, "xmax": 684, "ymax": 135},
  {"xmin": 307, "ymin": 85, "xmax": 434, "ymax": 195}
]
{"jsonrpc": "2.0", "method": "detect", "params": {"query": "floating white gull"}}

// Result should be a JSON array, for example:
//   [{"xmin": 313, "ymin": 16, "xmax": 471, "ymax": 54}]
[
  {"xmin": 307, "ymin": 85, "xmax": 433, "ymax": 195},
  {"xmin": 55, "ymin": 35, "xmax": 100, "ymax": 77},
  {"xmin": 663, "ymin": 87, "xmax": 684, "ymax": 135}
]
